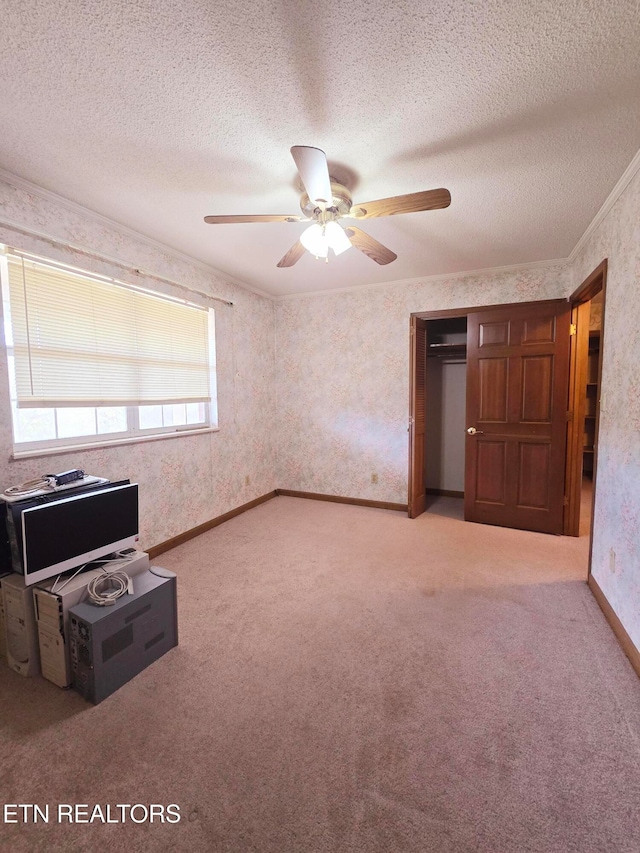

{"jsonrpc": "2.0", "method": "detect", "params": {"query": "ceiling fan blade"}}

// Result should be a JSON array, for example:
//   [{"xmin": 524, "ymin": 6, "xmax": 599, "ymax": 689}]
[
  {"xmin": 290, "ymin": 146, "xmax": 333, "ymax": 206},
  {"xmin": 276, "ymin": 240, "xmax": 306, "ymax": 268},
  {"xmin": 344, "ymin": 227, "xmax": 397, "ymax": 265},
  {"xmin": 349, "ymin": 188, "xmax": 451, "ymax": 219},
  {"xmin": 204, "ymin": 214, "xmax": 305, "ymax": 224}
]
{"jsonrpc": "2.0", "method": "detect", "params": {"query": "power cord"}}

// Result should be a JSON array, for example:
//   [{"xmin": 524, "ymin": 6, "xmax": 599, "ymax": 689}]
[
  {"xmin": 51, "ymin": 561, "xmax": 91, "ymax": 593},
  {"xmin": 50, "ymin": 550, "xmax": 135, "ymax": 593}
]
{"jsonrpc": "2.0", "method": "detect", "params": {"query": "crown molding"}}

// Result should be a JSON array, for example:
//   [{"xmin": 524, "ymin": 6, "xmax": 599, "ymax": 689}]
[
  {"xmin": 568, "ymin": 147, "xmax": 640, "ymax": 263},
  {"xmin": 274, "ymin": 257, "xmax": 569, "ymax": 301},
  {"xmin": 0, "ymin": 167, "xmax": 275, "ymax": 302}
]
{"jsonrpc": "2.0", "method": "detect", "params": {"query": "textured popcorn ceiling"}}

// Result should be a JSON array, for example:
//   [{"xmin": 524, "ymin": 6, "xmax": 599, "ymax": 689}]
[{"xmin": 1, "ymin": 0, "xmax": 639, "ymax": 297}]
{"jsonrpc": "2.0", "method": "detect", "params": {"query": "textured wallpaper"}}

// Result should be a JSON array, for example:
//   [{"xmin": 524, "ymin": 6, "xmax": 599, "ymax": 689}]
[
  {"xmin": 275, "ymin": 265, "xmax": 571, "ymax": 503},
  {"xmin": 572, "ymin": 167, "xmax": 640, "ymax": 651},
  {"xmin": 0, "ymin": 178, "xmax": 278, "ymax": 550}
]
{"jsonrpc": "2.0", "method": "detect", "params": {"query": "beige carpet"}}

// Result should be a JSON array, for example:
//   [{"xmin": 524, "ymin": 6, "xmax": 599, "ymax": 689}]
[{"xmin": 1, "ymin": 495, "xmax": 639, "ymax": 852}]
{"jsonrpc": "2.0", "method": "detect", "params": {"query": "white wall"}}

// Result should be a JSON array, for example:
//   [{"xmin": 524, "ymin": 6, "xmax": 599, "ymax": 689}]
[
  {"xmin": 571, "ymin": 165, "xmax": 640, "ymax": 650},
  {"xmin": 0, "ymin": 178, "xmax": 278, "ymax": 551}
]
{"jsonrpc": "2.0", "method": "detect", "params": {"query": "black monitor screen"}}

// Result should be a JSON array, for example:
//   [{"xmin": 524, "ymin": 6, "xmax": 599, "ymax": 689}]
[{"xmin": 22, "ymin": 484, "xmax": 139, "ymax": 576}]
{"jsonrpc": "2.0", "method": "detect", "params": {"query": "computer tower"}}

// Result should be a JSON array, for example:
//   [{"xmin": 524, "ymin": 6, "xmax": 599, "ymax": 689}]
[
  {"xmin": 33, "ymin": 550, "xmax": 149, "ymax": 688},
  {"xmin": 69, "ymin": 567, "xmax": 178, "ymax": 704},
  {"xmin": 2, "ymin": 573, "xmax": 41, "ymax": 676}
]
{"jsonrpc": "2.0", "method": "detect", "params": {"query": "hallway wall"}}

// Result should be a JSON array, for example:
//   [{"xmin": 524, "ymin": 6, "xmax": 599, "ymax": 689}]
[{"xmin": 571, "ymin": 164, "xmax": 640, "ymax": 651}]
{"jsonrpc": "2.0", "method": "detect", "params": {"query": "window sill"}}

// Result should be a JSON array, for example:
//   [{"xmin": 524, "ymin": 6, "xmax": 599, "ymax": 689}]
[{"xmin": 10, "ymin": 426, "xmax": 220, "ymax": 461}]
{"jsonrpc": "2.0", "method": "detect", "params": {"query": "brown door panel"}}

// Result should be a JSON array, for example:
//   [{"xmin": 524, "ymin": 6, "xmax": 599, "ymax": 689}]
[
  {"xmin": 520, "ymin": 355, "xmax": 554, "ymax": 421},
  {"xmin": 478, "ymin": 358, "xmax": 509, "ymax": 421},
  {"xmin": 477, "ymin": 320, "xmax": 512, "ymax": 348},
  {"xmin": 475, "ymin": 440, "xmax": 508, "ymax": 503},
  {"xmin": 522, "ymin": 314, "xmax": 557, "ymax": 345}
]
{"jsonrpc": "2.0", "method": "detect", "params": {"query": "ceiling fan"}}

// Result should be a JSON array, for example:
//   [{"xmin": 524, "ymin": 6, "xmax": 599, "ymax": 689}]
[{"xmin": 204, "ymin": 146, "xmax": 451, "ymax": 268}]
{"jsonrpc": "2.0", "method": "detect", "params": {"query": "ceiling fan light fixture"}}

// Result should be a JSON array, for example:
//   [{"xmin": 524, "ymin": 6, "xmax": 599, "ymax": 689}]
[
  {"xmin": 324, "ymin": 221, "xmax": 352, "ymax": 256},
  {"xmin": 300, "ymin": 221, "xmax": 352, "ymax": 259},
  {"xmin": 300, "ymin": 223, "xmax": 328, "ymax": 258}
]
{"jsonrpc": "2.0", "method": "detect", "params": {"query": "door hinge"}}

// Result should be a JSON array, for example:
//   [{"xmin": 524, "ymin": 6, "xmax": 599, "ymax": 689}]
[
  {"xmin": 566, "ymin": 410, "xmax": 573, "ymax": 422},
  {"xmin": 563, "ymin": 495, "xmax": 569, "ymax": 506},
  {"xmin": 570, "ymin": 323, "xmax": 577, "ymax": 336}
]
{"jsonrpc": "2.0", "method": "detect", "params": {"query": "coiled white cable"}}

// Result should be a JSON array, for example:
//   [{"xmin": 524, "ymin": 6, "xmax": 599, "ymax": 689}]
[
  {"xmin": 86, "ymin": 570, "xmax": 132, "ymax": 606},
  {"xmin": 4, "ymin": 477, "xmax": 55, "ymax": 496}
]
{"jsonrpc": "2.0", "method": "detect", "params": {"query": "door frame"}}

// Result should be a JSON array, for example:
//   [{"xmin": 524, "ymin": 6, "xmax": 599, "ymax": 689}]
[
  {"xmin": 408, "ymin": 298, "xmax": 567, "ymax": 518},
  {"xmin": 563, "ymin": 261, "xmax": 607, "ymax": 566}
]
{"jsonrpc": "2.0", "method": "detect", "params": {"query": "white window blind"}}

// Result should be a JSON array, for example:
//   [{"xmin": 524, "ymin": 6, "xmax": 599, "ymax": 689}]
[{"xmin": 7, "ymin": 254, "xmax": 211, "ymax": 408}]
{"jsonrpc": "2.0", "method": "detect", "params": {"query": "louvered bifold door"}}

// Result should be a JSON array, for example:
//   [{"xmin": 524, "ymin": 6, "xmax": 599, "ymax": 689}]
[{"xmin": 409, "ymin": 317, "xmax": 427, "ymax": 518}]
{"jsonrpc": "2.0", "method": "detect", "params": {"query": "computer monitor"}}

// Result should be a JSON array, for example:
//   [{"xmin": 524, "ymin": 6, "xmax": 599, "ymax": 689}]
[{"xmin": 8, "ymin": 482, "xmax": 139, "ymax": 585}]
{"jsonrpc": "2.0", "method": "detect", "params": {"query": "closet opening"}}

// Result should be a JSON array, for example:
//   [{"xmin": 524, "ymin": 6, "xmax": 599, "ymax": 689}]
[{"xmin": 424, "ymin": 316, "xmax": 467, "ymax": 519}]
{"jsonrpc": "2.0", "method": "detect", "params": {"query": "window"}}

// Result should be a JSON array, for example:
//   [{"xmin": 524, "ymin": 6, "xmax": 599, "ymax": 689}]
[{"xmin": 1, "ymin": 248, "xmax": 218, "ymax": 453}]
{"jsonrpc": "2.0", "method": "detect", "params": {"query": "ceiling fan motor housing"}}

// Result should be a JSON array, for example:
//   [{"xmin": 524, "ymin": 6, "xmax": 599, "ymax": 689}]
[{"xmin": 300, "ymin": 182, "xmax": 353, "ymax": 219}]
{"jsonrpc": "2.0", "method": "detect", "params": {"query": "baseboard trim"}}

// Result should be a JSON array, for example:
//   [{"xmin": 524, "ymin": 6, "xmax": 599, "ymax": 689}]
[
  {"xmin": 148, "ymin": 488, "xmax": 408, "ymax": 559},
  {"xmin": 276, "ymin": 489, "xmax": 407, "ymax": 512},
  {"xmin": 147, "ymin": 490, "xmax": 278, "ymax": 558},
  {"xmin": 426, "ymin": 488, "xmax": 464, "ymax": 498},
  {"xmin": 588, "ymin": 575, "xmax": 640, "ymax": 679}
]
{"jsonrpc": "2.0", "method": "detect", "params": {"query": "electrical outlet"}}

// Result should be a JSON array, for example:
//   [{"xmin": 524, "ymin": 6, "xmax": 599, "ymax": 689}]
[
  {"xmin": 371, "ymin": 473, "xmax": 378, "ymax": 484},
  {"xmin": 245, "ymin": 475, "xmax": 250, "ymax": 486},
  {"xmin": 609, "ymin": 548, "xmax": 616, "ymax": 573}
]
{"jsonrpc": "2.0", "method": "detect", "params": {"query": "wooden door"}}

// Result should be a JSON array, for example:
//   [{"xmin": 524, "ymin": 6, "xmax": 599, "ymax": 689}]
[
  {"xmin": 408, "ymin": 317, "xmax": 427, "ymax": 518},
  {"xmin": 464, "ymin": 300, "xmax": 570, "ymax": 534}
]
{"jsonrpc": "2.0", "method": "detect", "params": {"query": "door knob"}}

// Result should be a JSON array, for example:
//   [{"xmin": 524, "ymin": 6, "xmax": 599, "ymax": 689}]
[{"xmin": 466, "ymin": 426, "xmax": 484, "ymax": 435}]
